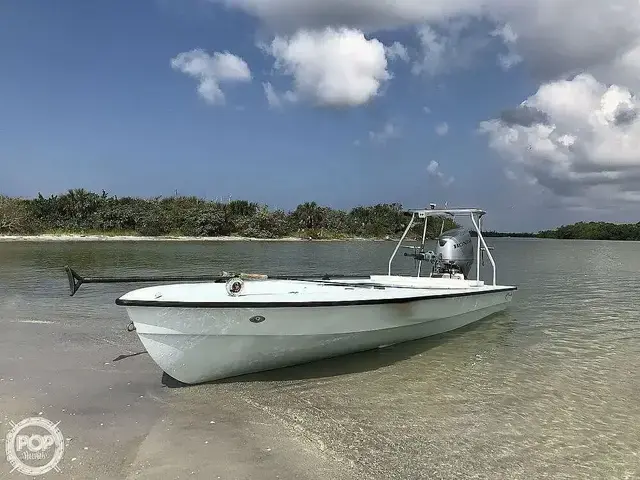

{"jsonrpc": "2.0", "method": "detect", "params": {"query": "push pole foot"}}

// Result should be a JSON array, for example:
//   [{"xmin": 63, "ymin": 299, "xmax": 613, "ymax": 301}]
[{"xmin": 64, "ymin": 265, "xmax": 84, "ymax": 296}]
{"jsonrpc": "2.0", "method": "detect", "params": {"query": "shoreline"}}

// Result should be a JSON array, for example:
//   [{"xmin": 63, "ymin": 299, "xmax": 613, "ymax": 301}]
[{"xmin": 0, "ymin": 233, "xmax": 394, "ymax": 242}]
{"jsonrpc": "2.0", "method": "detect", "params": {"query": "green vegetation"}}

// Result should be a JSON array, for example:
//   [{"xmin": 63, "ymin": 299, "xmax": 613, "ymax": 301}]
[
  {"xmin": 537, "ymin": 221, "xmax": 640, "ymax": 241},
  {"xmin": 481, "ymin": 223, "xmax": 640, "ymax": 240},
  {"xmin": 2, "ymin": 190, "xmax": 638, "ymax": 240},
  {"xmin": 0, "ymin": 189, "xmax": 456, "ymax": 240}
]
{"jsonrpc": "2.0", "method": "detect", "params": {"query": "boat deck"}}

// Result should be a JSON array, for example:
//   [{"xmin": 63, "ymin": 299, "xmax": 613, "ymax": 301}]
[{"xmin": 116, "ymin": 276, "xmax": 517, "ymax": 308}]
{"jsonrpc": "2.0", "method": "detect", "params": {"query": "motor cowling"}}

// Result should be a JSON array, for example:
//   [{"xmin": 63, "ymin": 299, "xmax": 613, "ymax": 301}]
[{"xmin": 433, "ymin": 227, "xmax": 474, "ymax": 278}]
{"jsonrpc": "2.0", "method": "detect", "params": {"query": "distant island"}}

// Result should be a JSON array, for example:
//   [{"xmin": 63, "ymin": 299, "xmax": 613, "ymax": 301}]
[
  {"xmin": 1, "ymin": 189, "xmax": 639, "ymax": 241},
  {"xmin": 478, "ymin": 222, "xmax": 640, "ymax": 241}
]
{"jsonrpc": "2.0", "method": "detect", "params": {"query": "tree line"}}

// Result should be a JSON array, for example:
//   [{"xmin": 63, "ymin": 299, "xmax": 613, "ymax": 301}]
[
  {"xmin": 2, "ymin": 190, "xmax": 638, "ymax": 240},
  {"xmin": 537, "ymin": 221, "xmax": 640, "ymax": 241},
  {"xmin": 0, "ymin": 189, "xmax": 457, "ymax": 239},
  {"xmin": 480, "ymin": 223, "xmax": 640, "ymax": 240}
]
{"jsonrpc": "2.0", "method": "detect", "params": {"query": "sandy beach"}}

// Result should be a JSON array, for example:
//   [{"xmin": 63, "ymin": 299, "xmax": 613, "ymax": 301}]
[{"xmin": 0, "ymin": 317, "xmax": 363, "ymax": 480}]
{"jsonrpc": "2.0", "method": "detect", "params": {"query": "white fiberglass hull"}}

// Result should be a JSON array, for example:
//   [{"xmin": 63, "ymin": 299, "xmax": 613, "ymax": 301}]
[{"xmin": 118, "ymin": 279, "xmax": 516, "ymax": 384}]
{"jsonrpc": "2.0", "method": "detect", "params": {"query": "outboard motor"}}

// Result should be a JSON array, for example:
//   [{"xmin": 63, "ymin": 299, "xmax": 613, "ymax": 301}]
[{"xmin": 432, "ymin": 228, "xmax": 474, "ymax": 278}]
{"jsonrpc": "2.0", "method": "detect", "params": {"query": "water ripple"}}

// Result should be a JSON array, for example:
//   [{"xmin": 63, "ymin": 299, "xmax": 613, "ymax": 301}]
[{"xmin": 1, "ymin": 238, "xmax": 639, "ymax": 479}]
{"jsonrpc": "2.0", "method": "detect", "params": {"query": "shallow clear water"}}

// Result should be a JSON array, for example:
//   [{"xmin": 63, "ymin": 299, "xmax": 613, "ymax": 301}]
[{"xmin": 1, "ymin": 238, "xmax": 639, "ymax": 479}]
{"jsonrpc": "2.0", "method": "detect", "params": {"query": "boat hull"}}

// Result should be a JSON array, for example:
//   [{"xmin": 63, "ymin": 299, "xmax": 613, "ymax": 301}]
[{"xmin": 123, "ymin": 289, "xmax": 515, "ymax": 384}]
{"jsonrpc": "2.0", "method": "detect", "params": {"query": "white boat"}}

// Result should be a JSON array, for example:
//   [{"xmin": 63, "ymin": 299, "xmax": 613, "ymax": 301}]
[{"xmin": 111, "ymin": 207, "xmax": 517, "ymax": 384}]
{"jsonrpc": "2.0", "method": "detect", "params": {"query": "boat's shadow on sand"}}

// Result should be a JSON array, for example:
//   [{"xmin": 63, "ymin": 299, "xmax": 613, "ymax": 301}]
[{"xmin": 159, "ymin": 312, "xmax": 515, "ymax": 388}]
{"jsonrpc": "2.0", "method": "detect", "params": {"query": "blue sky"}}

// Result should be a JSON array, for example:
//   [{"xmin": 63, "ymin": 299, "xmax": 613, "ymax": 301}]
[{"xmin": 2, "ymin": 0, "xmax": 639, "ymax": 232}]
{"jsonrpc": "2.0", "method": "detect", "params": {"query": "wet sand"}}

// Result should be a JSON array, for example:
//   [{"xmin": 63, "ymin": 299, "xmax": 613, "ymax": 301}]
[{"xmin": 0, "ymin": 319, "xmax": 362, "ymax": 480}]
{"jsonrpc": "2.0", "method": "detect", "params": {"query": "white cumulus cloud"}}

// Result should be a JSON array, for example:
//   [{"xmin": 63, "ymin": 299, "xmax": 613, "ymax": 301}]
[
  {"xmin": 208, "ymin": 0, "xmax": 640, "ymax": 212},
  {"xmin": 412, "ymin": 18, "xmax": 491, "ymax": 77},
  {"xmin": 427, "ymin": 160, "xmax": 440, "ymax": 174},
  {"xmin": 218, "ymin": 0, "xmax": 484, "ymax": 33},
  {"xmin": 171, "ymin": 49, "xmax": 251, "ymax": 105},
  {"xmin": 492, "ymin": 0, "xmax": 640, "ymax": 83},
  {"xmin": 385, "ymin": 42, "xmax": 409, "ymax": 62},
  {"xmin": 369, "ymin": 122, "xmax": 400, "ymax": 144},
  {"xmin": 427, "ymin": 160, "xmax": 454, "ymax": 186},
  {"xmin": 263, "ymin": 82, "xmax": 282, "ymax": 109},
  {"xmin": 479, "ymin": 74, "xmax": 640, "ymax": 205},
  {"xmin": 262, "ymin": 27, "xmax": 391, "ymax": 107},
  {"xmin": 216, "ymin": 0, "xmax": 640, "ymax": 86},
  {"xmin": 490, "ymin": 23, "xmax": 522, "ymax": 71},
  {"xmin": 435, "ymin": 122, "xmax": 449, "ymax": 136}
]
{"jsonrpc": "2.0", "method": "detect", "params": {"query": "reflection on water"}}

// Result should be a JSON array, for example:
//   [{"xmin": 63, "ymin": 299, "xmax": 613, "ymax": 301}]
[{"xmin": 1, "ymin": 238, "xmax": 639, "ymax": 479}]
